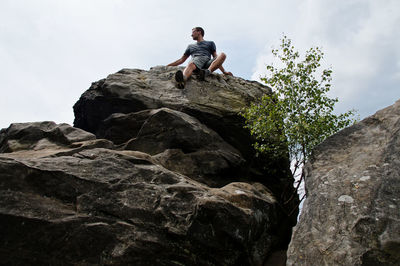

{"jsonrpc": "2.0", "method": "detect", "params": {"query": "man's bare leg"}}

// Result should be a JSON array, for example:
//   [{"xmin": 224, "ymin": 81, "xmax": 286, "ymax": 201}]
[
  {"xmin": 175, "ymin": 61, "xmax": 197, "ymax": 89},
  {"xmin": 183, "ymin": 62, "xmax": 197, "ymax": 81},
  {"xmin": 208, "ymin": 52, "xmax": 227, "ymax": 72},
  {"xmin": 199, "ymin": 52, "xmax": 232, "ymax": 80}
]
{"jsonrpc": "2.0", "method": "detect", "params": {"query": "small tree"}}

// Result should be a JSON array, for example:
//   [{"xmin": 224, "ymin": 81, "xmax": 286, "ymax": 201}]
[{"xmin": 242, "ymin": 36, "xmax": 356, "ymax": 204}]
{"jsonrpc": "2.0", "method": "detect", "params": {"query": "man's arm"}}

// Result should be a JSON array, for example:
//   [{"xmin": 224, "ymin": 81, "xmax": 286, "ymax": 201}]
[{"xmin": 168, "ymin": 54, "xmax": 189, "ymax": 66}]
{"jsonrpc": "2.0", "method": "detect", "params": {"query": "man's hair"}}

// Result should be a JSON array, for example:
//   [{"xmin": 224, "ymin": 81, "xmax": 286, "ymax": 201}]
[{"xmin": 194, "ymin": 27, "xmax": 204, "ymax": 37}]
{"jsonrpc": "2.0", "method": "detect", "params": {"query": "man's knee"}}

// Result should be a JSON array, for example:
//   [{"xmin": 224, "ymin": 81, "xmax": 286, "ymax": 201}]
[
  {"xmin": 184, "ymin": 62, "xmax": 197, "ymax": 79},
  {"xmin": 216, "ymin": 52, "xmax": 227, "ymax": 62},
  {"xmin": 187, "ymin": 62, "xmax": 197, "ymax": 70},
  {"xmin": 214, "ymin": 53, "xmax": 226, "ymax": 65}
]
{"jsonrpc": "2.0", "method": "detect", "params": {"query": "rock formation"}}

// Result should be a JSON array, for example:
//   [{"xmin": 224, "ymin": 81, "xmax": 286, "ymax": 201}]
[
  {"xmin": 287, "ymin": 99, "xmax": 400, "ymax": 265},
  {"xmin": 73, "ymin": 66, "xmax": 296, "ymax": 203},
  {"xmin": 0, "ymin": 66, "xmax": 297, "ymax": 265}
]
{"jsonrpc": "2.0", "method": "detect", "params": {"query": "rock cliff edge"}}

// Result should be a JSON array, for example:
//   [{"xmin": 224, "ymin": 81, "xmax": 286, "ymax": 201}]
[{"xmin": 0, "ymin": 67, "xmax": 297, "ymax": 265}]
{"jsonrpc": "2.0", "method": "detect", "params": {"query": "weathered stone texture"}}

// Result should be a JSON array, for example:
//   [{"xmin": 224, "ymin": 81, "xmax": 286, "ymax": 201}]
[
  {"xmin": 287, "ymin": 99, "xmax": 400, "ymax": 265},
  {"xmin": 0, "ymin": 67, "xmax": 298, "ymax": 265}
]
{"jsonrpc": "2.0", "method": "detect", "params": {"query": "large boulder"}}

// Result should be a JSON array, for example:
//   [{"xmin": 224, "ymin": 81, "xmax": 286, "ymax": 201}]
[
  {"xmin": 287, "ymin": 99, "xmax": 400, "ymax": 265},
  {"xmin": 0, "ymin": 122, "xmax": 287, "ymax": 265},
  {"xmin": 0, "ymin": 121, "xmax": 96, "ymax": 153},
  {"xmin": 0, "ymin": 125, "xmax": 279, "ymax": 265},
  {"xmin": 73, "ymin": 66, "xmax": 295, "ymax": 207},
  {"xmin": 73, "ymin": 67, "xmax": 267, "ymax": 137},
  {"xmin": 98, "ymin": 108, "xmax": 245, "ymax": 187},
  {"xmin": 73, "ymin": 66, "xmax": 263, "ymax": 155},
  {"xmin": 0, "ymin": 67, "xmax": 298, "ymax": 265}
]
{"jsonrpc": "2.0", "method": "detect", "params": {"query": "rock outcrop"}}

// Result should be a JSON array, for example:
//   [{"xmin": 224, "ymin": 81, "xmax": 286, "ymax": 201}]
[
  {"xmin": 0, "ymin": 67, "xmax": 297, "ymax": 265},
  {"xmin": 73, "ymin": 66, "xmax": 295, "ymax": 205},
  {"xmin": 287, "ymin": 99, "xmax": 400, "ymax": 265}
]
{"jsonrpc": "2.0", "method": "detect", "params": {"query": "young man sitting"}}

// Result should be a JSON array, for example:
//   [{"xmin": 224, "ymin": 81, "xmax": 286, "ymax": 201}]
[{"xmin": 168, "ymin": 27, "xmax": 232, "ymax": 89}]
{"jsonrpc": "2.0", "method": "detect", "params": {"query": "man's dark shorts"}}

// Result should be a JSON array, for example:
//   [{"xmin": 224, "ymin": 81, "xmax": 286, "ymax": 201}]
[{"xmin": 191, "ymin": 56, "xmax": 215, "ymax": 70}]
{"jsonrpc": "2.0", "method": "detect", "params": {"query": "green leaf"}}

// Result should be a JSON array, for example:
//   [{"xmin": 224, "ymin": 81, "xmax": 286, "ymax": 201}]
[{"xmin": 241, "ymin": 34, "xmax": 357, "ymax": 168}]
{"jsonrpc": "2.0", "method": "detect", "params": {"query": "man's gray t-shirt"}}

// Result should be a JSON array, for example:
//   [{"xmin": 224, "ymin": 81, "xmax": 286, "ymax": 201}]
[{"xmin": 184, "ymin": 41, "xmax": 216, "ymax": 58}]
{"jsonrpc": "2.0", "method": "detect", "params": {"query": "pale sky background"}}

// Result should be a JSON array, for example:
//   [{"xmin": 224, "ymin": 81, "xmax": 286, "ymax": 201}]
[{"xmin": 1, "ymin": 0, "xmax": 399, "ymax": 129}]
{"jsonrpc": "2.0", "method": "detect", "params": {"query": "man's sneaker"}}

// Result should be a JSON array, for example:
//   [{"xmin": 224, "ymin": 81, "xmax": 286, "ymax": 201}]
[
  {"xmin": 175, "ymin": 70, "xmax": 185, "ymax": 89},
  {"xmin": 199, "ymin": 69, "xmax": 211, "ymax": 81}
]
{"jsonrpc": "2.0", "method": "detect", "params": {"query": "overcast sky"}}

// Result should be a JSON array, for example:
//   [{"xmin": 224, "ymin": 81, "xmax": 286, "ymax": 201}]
[{"xmin": 1, "ymin": 0, "xmax": 399, "ymax": 129}]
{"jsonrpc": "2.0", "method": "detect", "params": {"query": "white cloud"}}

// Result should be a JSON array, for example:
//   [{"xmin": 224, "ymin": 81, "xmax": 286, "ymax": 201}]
[
  {"xmin": 252, "ymin": 0, "xmax": 400, "ymax": 118},
  {"xmin": 0, "ymin": 0, "xmax": 399, "ymax": 128}
]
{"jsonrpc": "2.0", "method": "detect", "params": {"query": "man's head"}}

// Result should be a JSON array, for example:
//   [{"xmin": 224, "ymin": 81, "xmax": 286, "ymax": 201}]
[{"xmin": 191, "ymin": 27, "xmax": 204, "ymax": 40}]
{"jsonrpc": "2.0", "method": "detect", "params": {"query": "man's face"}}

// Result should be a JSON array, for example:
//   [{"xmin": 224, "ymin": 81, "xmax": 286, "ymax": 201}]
[{"xmin": 191, "ymin": 29, "xmax": 201, "ymax": 40}]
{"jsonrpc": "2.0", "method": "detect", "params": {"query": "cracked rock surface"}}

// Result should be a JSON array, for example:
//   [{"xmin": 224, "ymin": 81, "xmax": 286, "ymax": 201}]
[
  {"xmin": 1, "ymin": 67, "xmax": 297, "ymax": 265},
  {"xmin": 287, "ymin": 99, "xmax": 400, "ymax": 266}
]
